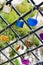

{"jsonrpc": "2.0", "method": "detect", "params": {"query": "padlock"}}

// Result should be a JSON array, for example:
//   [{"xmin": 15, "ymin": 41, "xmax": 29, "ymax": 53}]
[
  {"xmin": 40, "ymin": 33, "xmax": 43, "ymax": 40},
  {"xmin": 27, "ymin": 18, "xmax": 38, "ymax": 26},
  {"xmin": 24, "ymin": 40, "xmax": 33, "ymax": 48},
  {"xmin": 15, "ymin": 44, "xmax": 21, "ymax": 51},
  {"xmin": 0, "ymin": 35, "xmax": 9, "ymax": 42},
  {"xmin": 21, "ymin": 58, "xmax": 30, "ymax": 65},
  {"xmin": 16, "ymin": 20, "xmax": 24, "ymax": 28}
]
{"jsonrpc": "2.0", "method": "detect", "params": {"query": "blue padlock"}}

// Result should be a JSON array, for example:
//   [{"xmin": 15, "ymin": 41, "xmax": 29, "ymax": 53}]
[
  {"xmin": 27, "ymin": 18, "xmax": 38, "ymax": 26},
  {"xmin": 16, "ymin": 20, "xmax": 24, "ymax": 28}
]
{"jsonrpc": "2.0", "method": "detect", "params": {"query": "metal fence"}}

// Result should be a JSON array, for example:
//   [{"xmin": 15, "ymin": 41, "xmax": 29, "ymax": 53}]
[{"xmin": 0, "ymin": 0, "xmax": 43, "ymax": 65}]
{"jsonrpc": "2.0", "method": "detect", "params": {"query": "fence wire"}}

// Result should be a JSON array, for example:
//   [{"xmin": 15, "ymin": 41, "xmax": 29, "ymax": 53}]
[{"xmin": 0, "ymin": 0, "xmax": 43, "ymax": 65}]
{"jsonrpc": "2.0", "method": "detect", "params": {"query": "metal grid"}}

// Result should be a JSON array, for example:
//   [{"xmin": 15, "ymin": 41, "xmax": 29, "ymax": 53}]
[{"xmin": 0, "ymin": 0, "xmax": 43, "ymax": 65}]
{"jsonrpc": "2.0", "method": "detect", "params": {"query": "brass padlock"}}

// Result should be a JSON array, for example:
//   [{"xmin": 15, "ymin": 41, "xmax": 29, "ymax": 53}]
[
  {"xmin": 15, "ymin": 44, "xmax": 21, "ymax": 51},
  {"xmin": 24, "ymin": 40, "xmax": 33, "ymax": 48}
]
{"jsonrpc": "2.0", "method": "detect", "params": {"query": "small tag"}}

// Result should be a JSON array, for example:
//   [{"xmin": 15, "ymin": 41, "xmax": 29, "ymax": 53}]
[{"xmin": 3, "ymin": 5, "xmax": 11, "ymax": 13}]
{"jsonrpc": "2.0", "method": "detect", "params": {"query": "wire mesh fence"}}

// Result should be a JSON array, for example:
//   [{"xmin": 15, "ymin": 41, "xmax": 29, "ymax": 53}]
[{"xmin": 0, "ymin": 0, "xmax": 43, "ymax": 65}]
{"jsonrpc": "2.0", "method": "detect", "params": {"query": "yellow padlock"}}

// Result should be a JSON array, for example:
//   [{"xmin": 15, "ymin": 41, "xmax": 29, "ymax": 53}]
[{"xmin": 0, "ymin": 35, "xmax": 9, "ymax": 42}]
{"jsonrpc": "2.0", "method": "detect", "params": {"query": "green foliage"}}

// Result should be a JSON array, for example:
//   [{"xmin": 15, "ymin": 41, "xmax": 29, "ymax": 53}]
[
  {"xmin": 28, "ymin": 35, "xmax": 40, "ymax": 46},
  {"xmin": 0, "ymin": 18, "xmax": 6, "ymax": 31},
  {"xmin": 2, "ymin": 28, "xmax": 15, "ymax": 41},
  {"xmin": 10, "ymin": 59, "xmax": 20, "ymax": 65},
  {"xmin": 12, "ymin": 24, "xmax": 30, "ymax": 37},
  {"xmin": 0, "ymin": 0, "xmax": 37, "ymax": 37},
  {"xmin": 14, "ymin": 59, "xmax": 20, "ymax": 65},
  {"xmin": 16, "ymin": 0, "xmax": 32, "ymax": 14},
  {"xmin": 0, "ymin": 28, "xmax": 15, "ymax": 49},
  {"xmin": 9, "ymin": 49, "xmax": 16, "ymax": 58},
  {"xmin": 0, "ymin": 9, "xmax": 19, "ymax": 24},
  {"xmin": 0, "ymin": 0, "xmax": 37, "ymax": 49},
  {"xmin": 0, "ymin": 41, "xmax": 8, "ymax": 48},
  {"xmin": 24, "ymin": 10, "xmax": 37, "ymax": 20},
  {"xmin": 9, "ymin": 44, "xmax": 16, "ymax": 58},
  {"xmin": 16, "ymin": 0, "xmax": 37, "ymax": 20},
  {"xmin": 0, "ymin": 1, "xmax": 39, "ymax": 64},
  {"xmin": 32, "ymin": 36, "xmax": 40, "ymax": 46}
]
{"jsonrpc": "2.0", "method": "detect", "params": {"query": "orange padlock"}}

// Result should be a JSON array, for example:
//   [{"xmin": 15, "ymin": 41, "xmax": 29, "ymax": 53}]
[
  {"xmin": 15, "ymin": 44, "xmax": 21, "ymax": 51},
  {"xmin": 0, "ymin": 35, "xmax": 9, "ymax": 42}
]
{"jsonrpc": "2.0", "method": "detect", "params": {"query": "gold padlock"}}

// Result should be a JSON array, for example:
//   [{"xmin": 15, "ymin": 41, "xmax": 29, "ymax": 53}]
[
  {"xmin": 24, "ymin": 40, "xmax": 33, "ymax": 48},
  {"xmin": 0, "ymin": 35, "xmax": 9, "ymax": 42}
]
